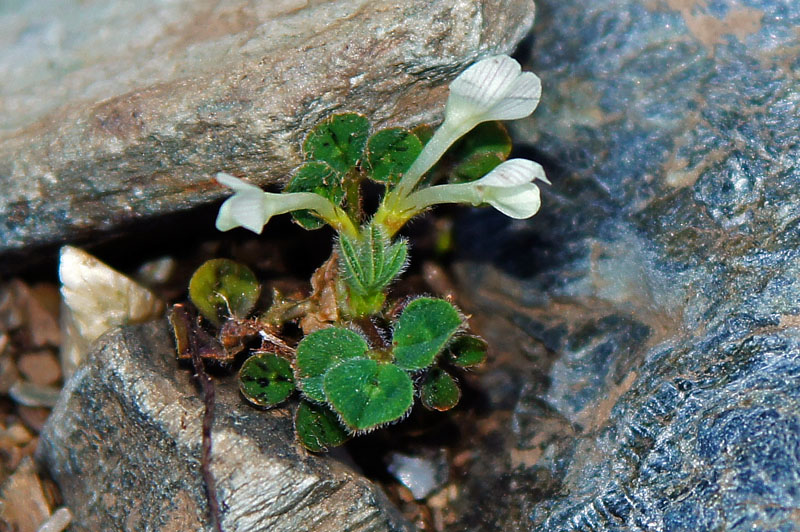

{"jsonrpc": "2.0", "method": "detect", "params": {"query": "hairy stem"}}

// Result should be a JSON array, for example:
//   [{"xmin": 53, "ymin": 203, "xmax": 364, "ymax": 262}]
[{"xmin": 189, "ymin": 330, "xmax": 223, "ymax": 532}]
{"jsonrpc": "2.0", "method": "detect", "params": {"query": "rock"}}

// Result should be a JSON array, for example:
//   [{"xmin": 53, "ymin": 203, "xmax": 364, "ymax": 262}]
[
  {"xmin": 0, "ymin": 457, "xmax": 52, "ymax": 532},
  {"xmin": 37, "ymin": 321, "xmax": 413, "ymax": 531},
  {"xmin": 448, "ymin": 0, "xmax": 800, "ymax": 530},
  {"xmin": 387, "ymin": 450, "xmax": 449, "ymax": 501},
  {"xmin": 58, "ymin": 245, "xmax": 165, "ymax": 379},
  {"xmin": 17, "ymin": 350, "xmax": 61, "ymax": 386},
  {"xmin": 0, "ymin": 0, "xmax": 535, "ymax": 261}
]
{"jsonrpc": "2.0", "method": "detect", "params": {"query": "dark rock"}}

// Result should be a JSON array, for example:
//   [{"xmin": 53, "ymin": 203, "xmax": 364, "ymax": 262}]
[
  {"xmin": 0, "ymin": 0, "xmax": 535, "ymax": 261},
  {"xmin": 449, "ymin": 0, "xmax": 800, "ymax": 530},
  {"xmin": 37, "ymin": 321, "xmax": 413, "ymax": 531}
]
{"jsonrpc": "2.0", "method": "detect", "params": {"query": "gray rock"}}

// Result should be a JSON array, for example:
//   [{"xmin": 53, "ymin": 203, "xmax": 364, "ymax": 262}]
[
  {"xmin": 448, "ymin": 0, "xmax": 800, "ymax": 530},
  {"xmin": 0, "ymin": 0, "xmax": 534, "ymax": 259},
  {"xmin": 37, "ymin": 321, "xmax": 413, "ymax": 532}
]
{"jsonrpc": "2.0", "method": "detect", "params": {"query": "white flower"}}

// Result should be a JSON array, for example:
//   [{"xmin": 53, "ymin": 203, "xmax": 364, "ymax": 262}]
[
  {"xmin": 215, "ymin": 173, "xmax": 357, "ymax": 237},
  {"xmin": 401, "ymin": 159, "xmax": 549, "ymax": 220},
  {"xmin": 389, "ymin": 54, "xmax": 542, "ymax": 200},
  {"xmin": 470, "ymin": 159, "xmax": 549, "ymax": 219},
  {"xmin": 215, "ymin": 173, "xmax": 273, "ymax": 233},
  {"xmin": 444, "ymin": 55, "xmax": 542, "ymax": 131}
]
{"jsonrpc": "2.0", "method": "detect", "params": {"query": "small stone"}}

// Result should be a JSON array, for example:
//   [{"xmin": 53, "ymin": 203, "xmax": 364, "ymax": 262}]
[
  {"xmin": 17, "ymin": 406, "xmax": 52, "ymax": 434},
  {"xmin": 36, "ymin": 508, "xmax": 72, "ymax": 532},
  {"xmin": 0, "ymin": 337, "xmax": 20, "ymax": 395},
  {"xmin": 2, "ymin": 281, "xmax": 61, "ymax": 348},
  {"xmin": 0, "ymin": 457, "xmax": 51, "ymax": 532},
  {"xmin": 58, "ymin": 246, "xmax": 164, "ymax": 379},
  {"xmin": 17, "ymin": 351, "xmax": 61, "ymax": 386},
  {"xmin": 0, "ymin": 422, "xmax": 37, "ymax": 474},
  {"xmin": 26, "ymin": 284, "xmax": 61, "ymax": 348},
  {"xmin": 0, "ymin": 284, "xmax": 24, "ymax": 331},
  {"xmin": 10, "ymin": 382, "xmax": 62, "ymax": 409},
  {"xmin": 387, "ymin": 451, "xmax": 449, "ymax": 500},
  {"xmin": 0, "ymin": 422, "xmax": 34, "ymax": 448},
  {"xmin": 135, "ymin": 257, "xmax": 177, "ymax": 286},
  {"xmin": 38, "ymin": 320, "xmax": 413, "ymax": 531}
]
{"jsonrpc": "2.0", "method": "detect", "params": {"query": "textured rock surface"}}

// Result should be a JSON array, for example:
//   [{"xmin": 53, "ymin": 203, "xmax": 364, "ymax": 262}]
[
  {"xmin": 37, "ymin": 321, "xmax": 413, "ymax": 532},
  {"xmin": 449, "ymin": 0, "xmax": 800, "ymax": 530},
  {"xmin": 0, "ymin": 0, "xmax": 534, "ymax": 259}
]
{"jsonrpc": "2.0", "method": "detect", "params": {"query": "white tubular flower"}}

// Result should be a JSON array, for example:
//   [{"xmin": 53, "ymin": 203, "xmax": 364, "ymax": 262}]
[
  {"xmin": 474, "ymin": 159, "xmax": 549, "ymax": 218},
  {"xmin": 215, "ymin": 173, "xmax": 356, "ymax": 236},
  {"xmin": 402, "ymin": 159, "xmax": 550, "ymax": 220},
  {"xmin": 215, "ymin": 173, "xmax": 273, "ymax": 233},
  {"xmin": 391, "ymin": 55, "xmax": 542, "ymax": 199},
  {"xmin": 444, "ymin": 54, "xmax": 542, "ymax": 128}
]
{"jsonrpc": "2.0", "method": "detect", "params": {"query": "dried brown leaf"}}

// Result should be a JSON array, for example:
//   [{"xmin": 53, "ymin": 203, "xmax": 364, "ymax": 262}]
[{"xmin": 300, "ymin": 253, "xmax": 340, "ymax": 334}]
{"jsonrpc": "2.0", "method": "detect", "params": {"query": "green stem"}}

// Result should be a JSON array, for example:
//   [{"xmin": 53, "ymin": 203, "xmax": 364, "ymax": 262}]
[
  {"xmin": 392, "ymin": 119, "xmax": 466, "ymax": 200},
  {"xmin": 374, "ymin": 182, "xmax": 481, "ymax": 236},
  {"xmin": 282, "ymin": 192, "xmax": 358, "ymax": 238},
  {"xmin": 374, "ymin": 117, "xmax": 479, "ymax": 235},
  {"xmin": 402, "ymin": 182, "xmax": 482, "ymax": 211}
]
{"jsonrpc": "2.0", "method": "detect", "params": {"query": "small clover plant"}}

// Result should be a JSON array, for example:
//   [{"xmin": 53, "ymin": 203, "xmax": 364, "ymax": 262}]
[{"xmin": 174, "ymin": 55, "xmax": 546, "ymax": 451}]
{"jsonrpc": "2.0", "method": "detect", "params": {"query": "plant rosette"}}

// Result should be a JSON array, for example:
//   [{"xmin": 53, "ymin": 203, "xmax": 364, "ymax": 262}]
[{"xmin": 175, "ymin": 54, "xmax": 546, "ymax": 451}]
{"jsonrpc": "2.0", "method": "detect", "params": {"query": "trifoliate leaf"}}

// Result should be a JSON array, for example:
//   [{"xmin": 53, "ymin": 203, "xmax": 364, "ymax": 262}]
[
  {"xmin": 294, "ymin": 401, "xmax": 351, "ymax": 452},
  {"xmin": 303, "ymin": 112, "xmax": 370, "ymax": 174},
  {"xmin": 188, "ymin": 259, "xmax": 260, "ymax": 326},
  {"xmin": 411, "ymin": 124, "xmax": 434, "ymax": 146},
  {"xmin": 420, "ymin": 368, "xmax": 461, "ymax": 411},
  {"xmin": 323, "ymin": 358, "xmax": 414, "ymax": 432},
  {"xmin": 294, "ymin": 327, "xmax": 369, "ymax": 403},
  {"xmin": 447, "ymin": 335, "xmax": 488, "ymax": 367},
  {"xmin": 239, "ymin": 352, "xmax": 294, "ymax": 407},
  {"xmin": 285, "ymin": 161, "xmax": 344, "ymax": 229},
  {"xmin": 392, "ymin": 298, "xmax": 462, "ymax": 370},
  {"xmin": 366, "ymin": 128, "xmax": 423, "ymax": 185}
]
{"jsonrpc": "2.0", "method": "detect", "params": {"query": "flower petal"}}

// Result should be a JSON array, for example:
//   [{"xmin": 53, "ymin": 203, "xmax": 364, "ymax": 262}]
[
  {"xmin": 446, "ymin": 55, "xmax": 542, "ymax": 125},
  {"xmin": 384, "ymin": 55, "xmax": 543, "ymax": 203},
  {"xmin": 214, "ymin": 173, "xmax": 271, "ymax": 233},
  {"xmin": 482, "ymin": 71, "xmax": 542, "ymax": 121},
  {"xmin": 216, "ymin": 172, "xmax": 263, "ymax": 194},
  {"xmin": 486, "ymin": 183, "xmax": 542, "ymax": 219},
  {"xmin": 477, "ymin": 159, "xmax": 548, "ymax": 188}
]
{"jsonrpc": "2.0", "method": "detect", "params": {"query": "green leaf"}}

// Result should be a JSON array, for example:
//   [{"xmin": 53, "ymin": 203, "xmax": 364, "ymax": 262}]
[
  {"xmin": 294, "ymin": 327, "xmax": 369, "ymax": 403},
  {"xmin": 188, "ymin": 259, "xmax": 260, "ymax": 326},
  {"xmin": 410, "ymin": 124, "xmax": 435, "ymax": 186},
  {"xmin": 376, "ymin": 238, "xmax": 409, "ymax": 290},
  {"xmin": 238, "ymin": 352, "xmax": 294, "ymax": 407},
  {"xmin": 285, "ymin": 161, "xmax": 344, "ymax": 229},
  {"xmin": 448, "ymin": 122, "xmax": 512, "ymax": 183},
  {"xmin": 303, "ymin": 112, "xmax": 370, "ymax": 174},
  {"xmin": 411, "ymin": 124, "xmax": 434, "ymax": 146},
  {"xmin": 366, "ymin": 128, "xmax": 423, "ymax": 185},
  {"xmin": 338, "ymin": 224, "xmax": 408, "ymax": 299},
  {"xmin": 294, "ymin": 401, "xmax": 351, "ymax": 452},
  {"xmin": 418, "ymin": 121, "xmax": 511, "ymax": 188},
  {"xmin": 447, "ymin": 335, "xmax": 488, "ymax": 367},
  {"xmin": 392, "ymin": 298, "xmax": 462, "ymax": 370},
  {"xmin": 453, "ymin": 152, "xmax": 505, "ymax": 183},
  {"xmin": 420, "ymin": 368, "xmax": 461, "ymax": 411},
  {"xmin": 323, "ymin": 358, "xmax": 414, "ymax": 432}
]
